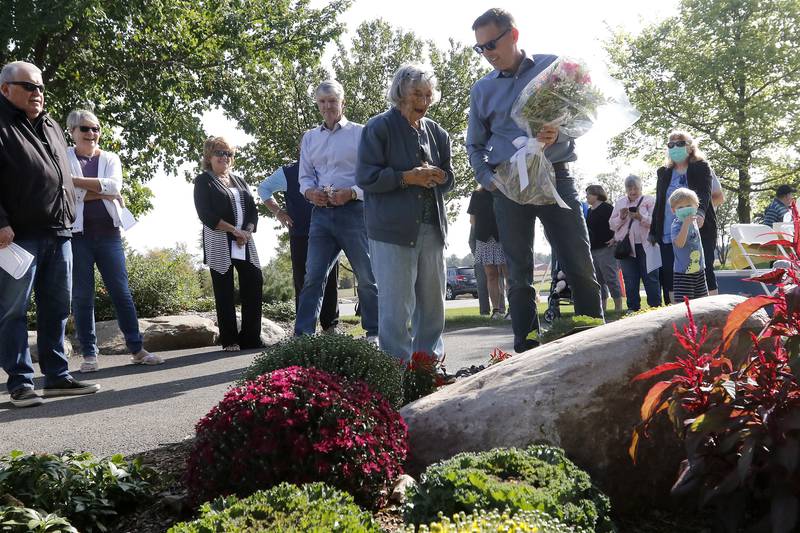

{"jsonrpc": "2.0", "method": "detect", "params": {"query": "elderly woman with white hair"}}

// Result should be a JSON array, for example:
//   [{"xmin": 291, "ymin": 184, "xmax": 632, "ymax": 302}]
[
  {"xmin": 609, "ymin": 174, "xmax": 661, "ymax": 311},
  {"xmin": 356, "ymin": 63, "xmax": 454, "ymax": 362},
  {"xmin": 66, "ymin": 109, "xmax": 162, "ymax": 372}
]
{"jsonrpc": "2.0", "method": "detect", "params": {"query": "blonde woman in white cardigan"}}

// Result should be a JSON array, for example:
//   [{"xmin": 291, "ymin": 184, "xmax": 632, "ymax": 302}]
[{"xmin": 66, "ymin": 109, "xmax": 162, "ymax": 372}]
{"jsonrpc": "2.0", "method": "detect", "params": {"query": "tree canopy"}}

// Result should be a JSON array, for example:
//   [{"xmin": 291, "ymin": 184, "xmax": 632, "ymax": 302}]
[
  {"xmin": 606, "ymin": 0, "xmax": 800, "ymax": 222},
  {"xmin": 1, "ymin": 0, "xmax": 348, "ymax": 214}
]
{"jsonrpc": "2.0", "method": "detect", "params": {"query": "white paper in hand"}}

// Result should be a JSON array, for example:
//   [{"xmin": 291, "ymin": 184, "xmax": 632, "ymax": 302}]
[
  {"xmin": 231, "ymin": 241, "xmax": 246, "ymax": 260},
  {"xmin": 643, "ymin": 241, "xmax": 662, "ymax": 274},
  {"xmin": 119, "ymin": 208, "xmax": 137, "ymax": 231},
  {"xmin": 0, "ymin": 243, "xmax": 34, "ymax": 279}
]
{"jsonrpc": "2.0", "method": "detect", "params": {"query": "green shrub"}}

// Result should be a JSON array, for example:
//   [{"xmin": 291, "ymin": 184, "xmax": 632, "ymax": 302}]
[
  {"xmin": 0, "ymin": 450, "xmax": 156, "ymax": 533},
  {"xmin": 241, "ymin": 334, "xmax": 404, "ymax": 408},
  {"xmin": 262, "ymin": 300, "xmax": 296, "ymax": 322},
  {"xmin": 169, "ymin": 482, "xmax": 381, "ymax": 532},
  {"xmin": 0, "ymin": 506, "xmax": 76, "ymax": 533},
  {"xmin": 540, "ymin": 315, "xmax": 604, "ymax": 344},
  {"xmin": 404, "ymin": 445, "xmax": 613, "ymax": 532},
  {"xmin": 262, "ymin": 251, "xmax": 295, "ymax": 304},
  {"xmin": 406, "ymin": 509, "xmax": 587, "ymax": 532}
]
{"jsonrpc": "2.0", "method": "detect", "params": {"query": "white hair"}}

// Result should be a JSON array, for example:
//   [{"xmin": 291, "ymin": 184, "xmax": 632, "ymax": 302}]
[
  {"xmin": 315, "ymin": 80, "xmax": 345, "ymax": 101},
  {"xmin": 387, "ymin": 63, "xmax": 441, "ymax": 107},
  {"xmin": 66, "ymin": 109, "xmax": 100, "ymax": 130},
  {"xmin": 0, "ymin": 61, "xmax": 41, "ymax": 84},
  {"xmin": 624, "ymin": 174, "xmax": 642, "ymax": 189}
]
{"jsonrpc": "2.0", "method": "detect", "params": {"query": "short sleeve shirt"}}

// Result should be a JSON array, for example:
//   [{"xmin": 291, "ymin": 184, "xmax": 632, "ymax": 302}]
[
  {"xmin": 670, "ymin": 218, "xmax": 705, "ymax": 274},
  {"xmin": 467, "ymin": 189, "xmax": 499, "ymax": 242},
  {"xmin": 663, "ymin": 168, "xmax": 687, "ymax": 244}
]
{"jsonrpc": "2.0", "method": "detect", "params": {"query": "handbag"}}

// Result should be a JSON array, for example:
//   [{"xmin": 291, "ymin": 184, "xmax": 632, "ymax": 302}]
[{"xmin": 614, "ymin": 197, "xmax": 644, "ymax": 260}]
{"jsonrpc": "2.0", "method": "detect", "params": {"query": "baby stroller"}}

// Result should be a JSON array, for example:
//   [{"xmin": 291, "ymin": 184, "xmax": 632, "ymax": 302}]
[{"xmin": 543, "ymin": 266, "xmax": 573, "ymax": 324}]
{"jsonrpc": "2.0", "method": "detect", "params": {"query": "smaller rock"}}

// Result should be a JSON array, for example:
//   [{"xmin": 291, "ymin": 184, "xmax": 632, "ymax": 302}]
[
  {"xmin": 389, "ymin": 474, "xmax": 417, "ymax": 504},
  {"xmin": 29, "ymin": 332, "xmax": 73, "ymax": 363},
  {"xmin": 160, "ymin": 491, "xmax": 190, "ymax": 514},
  {"xmin": 260, "ymin": 317, "xmax": 285, "ymax": 346}
]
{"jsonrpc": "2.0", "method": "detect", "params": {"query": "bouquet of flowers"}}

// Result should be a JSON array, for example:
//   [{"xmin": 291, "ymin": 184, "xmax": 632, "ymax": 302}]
[{"xmin": 493, "ymin": 57, "xmax": 638, "ymax": 206}]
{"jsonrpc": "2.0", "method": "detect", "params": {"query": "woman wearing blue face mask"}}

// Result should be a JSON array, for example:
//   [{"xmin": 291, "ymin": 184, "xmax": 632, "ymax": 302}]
[{"xmin": 648, "ymin": 130, "xmax": 715, "ymax": 304}]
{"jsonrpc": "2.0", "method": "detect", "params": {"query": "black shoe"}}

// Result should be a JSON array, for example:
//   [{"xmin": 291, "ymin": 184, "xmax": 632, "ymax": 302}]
[
  {"xmin": 10, "ymin": 388, "xmax": 43, "ymax": 408},
  {"xmin": 43, "ymin": 377, "xmax": 100, "ymax": 397},
  {"xmin": 514, "ymin": 330, "xmax": 541, "ymax": 353}
]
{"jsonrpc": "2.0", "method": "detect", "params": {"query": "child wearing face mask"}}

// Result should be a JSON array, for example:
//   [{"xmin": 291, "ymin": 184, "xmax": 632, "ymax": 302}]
[{"xmin": 669, "ymin": 187, "xmax": 708, "ymax": 302}]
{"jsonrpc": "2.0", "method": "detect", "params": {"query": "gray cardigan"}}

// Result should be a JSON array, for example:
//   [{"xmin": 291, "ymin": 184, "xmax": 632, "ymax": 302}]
[{"xmin": 356, "ymin": 107, "xmax": 455, "ymax": 247}]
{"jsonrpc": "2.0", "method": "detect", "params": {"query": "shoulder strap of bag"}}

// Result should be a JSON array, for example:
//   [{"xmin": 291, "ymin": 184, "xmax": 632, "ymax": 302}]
[{"xmin": 625, "ymin": 196, "xmax": 645, "ymax": 233}]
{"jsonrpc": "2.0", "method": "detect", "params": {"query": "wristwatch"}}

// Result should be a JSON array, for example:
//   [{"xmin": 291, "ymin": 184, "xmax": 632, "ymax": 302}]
[{"xmin": 350, "ymin": 188, "xmax": 357, "ymax": 201}]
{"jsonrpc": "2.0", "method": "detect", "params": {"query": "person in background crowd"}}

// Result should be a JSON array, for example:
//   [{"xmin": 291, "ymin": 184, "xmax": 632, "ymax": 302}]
[
  {"xmin": 258, "ymin": 159, "xmax": 340, "ymax": 333},
  {"xmin": 466, "ymin": 8, "xmax": 603, "ymax": 353},
  {"xmin": 610, "ymin": 175, "xmax": 661, "ymax": 311},
  {"xmin": 468, "ymin": 186, "xmax": 509, "ymax": 319},
  {"xmin": 66, "ymin": 109, "xmax": 162, "ymax": 372},
  {"xmin": 585, "ymin": 184, "xmax": 622, "ymax": 313},
  {"xmin": 295, "ymin": 80, "xmax": 378, "ymax": 341},
  {"xmin": 762, "ymin": 184, "xmax": 796, "ymax": 226},
  {"xmin": 670, "ymin": 187, "xmax": 708, "ymax": 301},
  {"xmin": 357, "ymin": 63, "xmax": 454, "ymax": 362},
  {"xmin": 469, "ymin": 224, "xmax": 491, "ymax": 315},
  {"xmin": 0, "ymin": 61, "xmax": 99, "ymax": 407},
  {"xmin": 649, "ymin": 130, "xmax": 715, "ymax": 304},
  {"xmin": 193, "ymin": 136, "xmax": 263, "ymax": 352}
]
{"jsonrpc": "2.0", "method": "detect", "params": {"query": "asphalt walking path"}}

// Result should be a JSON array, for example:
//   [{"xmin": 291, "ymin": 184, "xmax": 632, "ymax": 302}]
[{"xmin": 0, "ymin": 324, "xmax": 513, "ymax": 459}]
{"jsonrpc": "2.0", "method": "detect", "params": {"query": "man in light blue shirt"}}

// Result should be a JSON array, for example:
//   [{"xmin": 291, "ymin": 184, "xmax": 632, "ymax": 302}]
[
  {"xmin": 293, "ymin": 80, "xmax": 378, "ymax": 339},
  {"xmin": 467, "ymin": 8, "xmax": 603, "ymax": 353}
]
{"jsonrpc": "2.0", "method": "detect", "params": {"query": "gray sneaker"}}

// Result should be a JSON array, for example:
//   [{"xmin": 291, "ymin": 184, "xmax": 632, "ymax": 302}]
[
  {"xmin": 43, "ymin": 377, "xmax": 100, "ymax": 397},
  {"xmin": 10, "ymin": 388, "xmax": 43, "ymax": 408}
]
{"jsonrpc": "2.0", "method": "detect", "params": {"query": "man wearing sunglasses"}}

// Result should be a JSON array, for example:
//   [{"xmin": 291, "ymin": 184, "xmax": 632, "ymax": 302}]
[
  {"xmin": 467, "ymin": 8, "xmax": 603, "ymax": 353},
  {"xmin": 0, "ymin": 61, "xmax": 100, "ymax": 407}
]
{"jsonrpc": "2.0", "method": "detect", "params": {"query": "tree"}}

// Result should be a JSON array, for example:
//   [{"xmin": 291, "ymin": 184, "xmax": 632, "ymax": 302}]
[
  {"xmin": 1, "ymin": 0, "xmax": 348, "ymax": 215},
  {"xmin": 606, "ymin": 0, "xmax": 800, "ymax": 222},
  {"xmin": 229, "ymin": 19, "xmax": 487, "ymax": 217}
]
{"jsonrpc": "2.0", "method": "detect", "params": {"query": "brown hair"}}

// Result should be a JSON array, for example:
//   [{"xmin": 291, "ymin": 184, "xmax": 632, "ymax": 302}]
[
  {"xmin": 201, "ymin": 136, "xmax": 235, "ymax": 171},
  {"xmin": 472, "ymin": 8, "xmax": 516, "ymax": 31},
  {"xmin": 665, "ymin": 129, "xmax": 706, "ymax": 168},
  {"xmin": 585, "ymin": 184, "xmax": 608, "ymax": 203}
]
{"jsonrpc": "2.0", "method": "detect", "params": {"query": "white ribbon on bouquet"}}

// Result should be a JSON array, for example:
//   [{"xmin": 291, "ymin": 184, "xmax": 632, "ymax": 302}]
[{"xmin": 510, "ymin": 136, "xmax": 569, "ymax": 209}]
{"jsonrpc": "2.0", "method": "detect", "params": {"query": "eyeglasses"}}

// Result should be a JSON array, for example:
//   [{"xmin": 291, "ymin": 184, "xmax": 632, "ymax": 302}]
[
  {"xmin": 78, "ymin": 126, "xmax": 101, "ymax": 133},
  {"xmin": 213, "ymin": 150, "xmax": 234, "ymax": 158},
  {"xmin": 667, "ymin": 140, "xmax": 687, "ymax": 148},
  {"xmin": 473, "ymin": 28, "xmax": 510, "ymax": 54},
  {"xmin": 5, "ymin": 81, "xmax": 45, "ymax": 93}
]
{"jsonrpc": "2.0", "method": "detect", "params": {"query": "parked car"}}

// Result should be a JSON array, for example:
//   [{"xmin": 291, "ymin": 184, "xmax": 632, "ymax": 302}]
[{"xmin": 446, "ymin": 266, "xmax": 478, "ymax": 300}]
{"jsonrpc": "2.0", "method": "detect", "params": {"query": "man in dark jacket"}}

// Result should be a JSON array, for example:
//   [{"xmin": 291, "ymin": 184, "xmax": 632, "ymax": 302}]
[{"xmin": 0, "ymin": 61, "xmax": 99, "ymax": 407}]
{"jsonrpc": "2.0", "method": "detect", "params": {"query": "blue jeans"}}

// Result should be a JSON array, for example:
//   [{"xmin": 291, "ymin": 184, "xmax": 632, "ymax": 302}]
[
  {"xmin": 659, "ymin": 243, "xmax": 675, "ymax": 304},
  {"xmin": 369, "ymin": 224, "xmax": 445, "ymax": 362},
  {"xmin": 72, "ymin": 235, "xmax": 143, "ymax": 357},
  {"xmin": 295, "ymin": 202, "xmax": 378, "ymax": 337},
  {"xmin": 0, "ymin": 236, "xmax": 72, "ymax": 393},
  {"xmin": 493, "ymin": 177, "xmax": 603, "ymax": 351},
  {"xmin": 619, "ymin": 244, "xmax": 662, "ymax": 311}
]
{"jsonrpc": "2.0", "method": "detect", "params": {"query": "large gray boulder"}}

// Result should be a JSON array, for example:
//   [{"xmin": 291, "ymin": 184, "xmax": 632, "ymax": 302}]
[
  {"xmin": 400, "ymin": 295, "xmax": 768, "ymax": 512},
  {"xmin": 28, "ymin": 332, "xmax": 73, "ymax": 363},
  {"xmin": 91, "ymin": 315, "xmax": 219, "ymax": 354}
]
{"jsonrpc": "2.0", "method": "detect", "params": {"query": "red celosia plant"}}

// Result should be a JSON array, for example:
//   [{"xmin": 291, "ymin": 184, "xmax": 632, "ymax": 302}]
[
  {"xmin": 184, "ymin": 366, "xmax": 408, "ymax": 508},
  {"xmin": 489, "ymin": 347, "xmax": 512, "ymax": 365},
  {"xmin": 630, "ymin": 201, "xmax": 800, "ymax": 531},
  {"xmin": 402, "ymin": 352, "xmax": 447, "ymax": 404}
]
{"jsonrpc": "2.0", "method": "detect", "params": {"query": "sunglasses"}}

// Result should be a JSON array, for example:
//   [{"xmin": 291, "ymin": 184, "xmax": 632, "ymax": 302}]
[
  {"xmin": 473, "ymin": 27, "xmax": 510, "ymax": 54},
  {"xmin": 6, "ymin": 80, "xmax": 45, "ymax": 93},
  {"xmin": 214, "ymin": 150, "xmax": 234, "ymax": 158},
  {"xmin": 667, "ymin": 140, "xmax": 687, "ymax": 148},
  {"xmin": 78, "ymin": 126, "xmax": 101, "ymax": 133}
]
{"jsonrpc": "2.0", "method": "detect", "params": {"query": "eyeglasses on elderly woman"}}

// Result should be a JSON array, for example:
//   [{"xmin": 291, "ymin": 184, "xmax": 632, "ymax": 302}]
[
  {"xmin": 666, "ymin": 140, "xmax": 687, "ymax": 148},
  {"xmin": 213, "ymin": 150, "xmax": 234, "ymax": 158}
]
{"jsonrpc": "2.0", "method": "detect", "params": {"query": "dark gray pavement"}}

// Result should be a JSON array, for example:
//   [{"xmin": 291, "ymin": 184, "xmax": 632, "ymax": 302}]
[{"xmin": 0, "ymin": 325, "xmax": 514, "ymax": 458}]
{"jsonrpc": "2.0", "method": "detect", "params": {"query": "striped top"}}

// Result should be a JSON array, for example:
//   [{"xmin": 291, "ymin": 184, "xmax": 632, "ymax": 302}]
[
  {"xmin": 202, "ymin": 181, "xmax": 260, "ymax": 274},
  {"xmin": 763, "ymin": 198, "xmax": 789, "ymax": 226}
]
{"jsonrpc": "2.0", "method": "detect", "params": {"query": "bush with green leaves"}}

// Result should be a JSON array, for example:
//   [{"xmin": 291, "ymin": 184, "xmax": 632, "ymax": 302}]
[
  {"xmin": 406, "ymin": 509, "xmax": 588, "ymax": 533},
  {"xmin": 404, "ymin": 445, "xmax": 614, "ymax": 532},
  {"xmin": 169, "ymin": 482, "xmax": 381, "ymax": 532},
  {"xmin": 0, "ymin": 506, "xmax": 76, "ymax": 533},
  {"xmin": 241, "ymin": 333, "xmax": 404, "ymax": 408},
  {"xmin": 0, "ymin": 450, "xmax": 156, "ymax": 533},
  {"xmin": 262, "ymin": 300, "xmax": 296, "ymax": 322}
]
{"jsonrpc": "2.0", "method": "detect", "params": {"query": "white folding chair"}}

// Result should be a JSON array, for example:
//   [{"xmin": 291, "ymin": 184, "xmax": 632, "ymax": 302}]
[{"xmin": 729, "ymin": 223, "xmax": 792, "ymax": 296}]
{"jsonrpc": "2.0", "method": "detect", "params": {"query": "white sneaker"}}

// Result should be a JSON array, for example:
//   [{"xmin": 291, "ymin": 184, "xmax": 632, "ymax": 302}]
[
  {"xmin": 491, "ymin": 310, "xmax": 504, "ymax": 320},
  {"xmin": 79, "ymin": 358, "xmax": 99, "ymax": 373},
  {"xmin": 131, "ymin": 349, "xmax": 164, "ymax": 365}
]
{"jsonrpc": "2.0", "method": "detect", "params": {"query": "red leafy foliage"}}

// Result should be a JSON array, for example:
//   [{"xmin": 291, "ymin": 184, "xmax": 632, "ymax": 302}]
[
  {"xmin": 630, "ymin": 201, "xmax": 800, "ymax": 531},
  {"xmin": 184, "ymin": 366, "xmax": 408, "ymax": 508},
  {"xmin": 489, "ymin": 347, "xmax": 513, "ymax": 365},
  {"xmin": 403, "ymin": 352, "xmax": 447, "ymax": 403}
]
